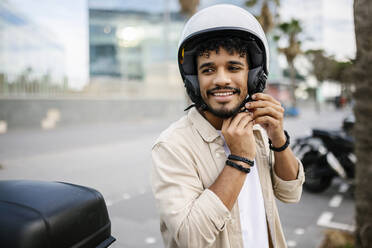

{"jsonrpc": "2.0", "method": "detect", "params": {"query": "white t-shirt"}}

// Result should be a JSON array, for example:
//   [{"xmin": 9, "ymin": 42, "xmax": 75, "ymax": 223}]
[{"xmin": 218, "ymin": 132, "xmax": 269, "ymax": 248}]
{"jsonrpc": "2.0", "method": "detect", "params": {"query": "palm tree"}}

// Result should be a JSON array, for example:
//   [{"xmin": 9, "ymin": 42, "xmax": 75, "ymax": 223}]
[
  {"xmin": 178, "ymin": 0, "xmax": 199, "ymax": 17},
  {"xmin": 353, "ymin": 0, "xmax": 372, "ymax": 246},
  {"xmin": 274, "ymin": 19, "xmax": 302, "ymax": 107},
  {"xmin": 245, "ymin": 0, "xmax": 280, "ymax": 34}
]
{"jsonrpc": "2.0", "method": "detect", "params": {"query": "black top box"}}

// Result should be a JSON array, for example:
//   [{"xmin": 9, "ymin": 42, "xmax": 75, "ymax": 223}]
[{"xmin": 0, "ymin": 180, "xmax": 115, "ymax": 248}]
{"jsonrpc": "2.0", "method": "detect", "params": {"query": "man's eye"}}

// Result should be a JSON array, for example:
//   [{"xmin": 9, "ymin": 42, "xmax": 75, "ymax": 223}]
[
  {"xmin": 229, "ymin": 66, "xmax": 241, "ymax": 71},
  {"xmin": 202, "ymin": 68, "xmax": 214, "ymax": 73}
]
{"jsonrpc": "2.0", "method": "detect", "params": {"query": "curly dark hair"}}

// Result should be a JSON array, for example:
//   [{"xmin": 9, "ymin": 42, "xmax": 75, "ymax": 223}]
[{"xmin": 195, "ymin": 36, "xmax": 252, "ymax": 66}]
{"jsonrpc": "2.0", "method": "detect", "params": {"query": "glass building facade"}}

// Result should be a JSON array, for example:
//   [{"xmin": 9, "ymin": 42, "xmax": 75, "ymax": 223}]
[
  {"xmin": 89, "ymin": 8, "xmax": 183, "ymax": 80},
  {"xmin": 88, "ymin": 0, "xmax": 186, "ymax": 98}
]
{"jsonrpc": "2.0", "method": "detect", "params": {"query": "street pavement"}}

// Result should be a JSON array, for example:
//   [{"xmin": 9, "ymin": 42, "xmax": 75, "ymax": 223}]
[{"xmin": 0, "ymin": 103, "xmax": 354, "ymax": 248}]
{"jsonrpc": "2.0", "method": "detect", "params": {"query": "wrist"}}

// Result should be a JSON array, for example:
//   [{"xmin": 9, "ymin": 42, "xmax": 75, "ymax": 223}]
[
  {"xmin": 270, "ymin": 133, "xmax": 286, "ymax": 147},
  {"xmin": 269, "ymin": 130, "xmax": 290, "ymax": 152},
  {"xmin": 234, "ymin": 160, "xmax": 251, "ymax": 169}
]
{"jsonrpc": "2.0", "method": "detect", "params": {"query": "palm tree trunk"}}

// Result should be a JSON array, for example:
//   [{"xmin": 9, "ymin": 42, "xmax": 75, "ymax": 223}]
[
  {"xmin": 353, "ymin": 0, "xmax": 372, "ymax": 247},
  {"xmin": 314, "ymin": 87, "xmax": 321, "ymax": 113},
  {"xmin": 289, "ymin": 62, "xmax": 297, "ymax": 107}
]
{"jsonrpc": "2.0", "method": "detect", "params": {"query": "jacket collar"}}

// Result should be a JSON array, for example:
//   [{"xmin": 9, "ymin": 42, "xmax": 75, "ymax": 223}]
[
  {"xmin": 188, "ymin": 107, "xmax": 263, "ymax": 143},
  {"xmin": 188, "ymin": 107, "xmax": 220, "ymax": 143}
]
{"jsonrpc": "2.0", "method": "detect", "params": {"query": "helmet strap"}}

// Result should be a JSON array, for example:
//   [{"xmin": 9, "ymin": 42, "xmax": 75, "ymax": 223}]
[
  {"xmin": 183, "ymin": 101, "xmax": 208, "ymax": 112},
  {"xmin": 184, "ymin": 104, "xmax": 196, "ymax": 111}
]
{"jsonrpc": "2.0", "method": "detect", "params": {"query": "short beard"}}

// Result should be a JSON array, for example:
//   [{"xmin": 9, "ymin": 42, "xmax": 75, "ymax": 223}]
[
  {"xmin": 203, "ymin": 86, "xmax": 244, "ymax": 118},
  {"xmin": 205, "ymin": 100, "xmax": 244, "ymax": 119}
]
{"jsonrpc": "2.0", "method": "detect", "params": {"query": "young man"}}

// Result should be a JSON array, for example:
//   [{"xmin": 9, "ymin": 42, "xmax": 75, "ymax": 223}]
[{"xmin": 151, "ymin": 4, "xmax": 304, "ymax": 248}]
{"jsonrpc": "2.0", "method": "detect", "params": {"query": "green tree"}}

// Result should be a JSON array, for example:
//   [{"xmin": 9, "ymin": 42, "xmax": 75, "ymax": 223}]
[
  {"xmin": 328, "ymin": 60, "xmax": 354, "ymax": 103},
  {"xmin": 353, "ymin": 0, "xmax": 372, "ymax": 246},
  {"xmin": 274, "ymin": 19, "xmax": 302, "ymax": 107},
  {"xmin": 306, "ymin": 49, "xmax": 330, "ymax": 83},
  {"xmin": 306, "ymin": 49, "xmax": 353, "ymax": 111}
]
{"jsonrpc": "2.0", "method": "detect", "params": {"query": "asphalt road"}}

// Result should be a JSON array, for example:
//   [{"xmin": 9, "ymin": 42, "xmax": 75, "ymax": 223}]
[{"xmin": 0, "ymin": 104, "xmax": 354, "ymax": 248}]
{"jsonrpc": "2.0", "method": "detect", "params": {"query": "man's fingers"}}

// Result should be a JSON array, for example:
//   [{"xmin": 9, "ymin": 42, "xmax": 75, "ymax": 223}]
[
  {"xmin": 243, "ymin": 116, "xmax": 254, "ymax": 130},
  {"xmin": 222, "ymin": 112, "xmax": 253, "ymax": 137},
  {"xmin": 254, "ymin": 115, "xmax": 280, "ymax": 129},
  {"xmin": 237, "ymin": 112, "xmax": 254, "ymax": 130},
  {"xmin": 229, "ymin": 112, "xmax": 248, "ymax": 128},
  {"xmin": 252, "ymin": 107, "xmax": 283, "ymax": 121},
  {"xmin": 252, "ymin": 93, "xmax": 281, "ymax": 106},
  {"xmin": 245, "ymin": 100, "xmax": 284, "ymax": 113}
]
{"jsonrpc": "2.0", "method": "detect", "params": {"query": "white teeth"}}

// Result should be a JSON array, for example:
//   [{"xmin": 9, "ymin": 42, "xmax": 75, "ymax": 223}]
[{"xmin": 213, "ymin": 92, "xmax": 234, "ymax": 96}]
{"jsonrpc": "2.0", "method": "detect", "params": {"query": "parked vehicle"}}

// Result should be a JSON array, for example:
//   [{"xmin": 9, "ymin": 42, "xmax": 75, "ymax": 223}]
[
  {"xmin": 0, "ymin": 180, "xmax": 116, "ymax": 248},
  {"xmin": 292, "ymin": 115, "xmax": 356, "ymax": 193}
]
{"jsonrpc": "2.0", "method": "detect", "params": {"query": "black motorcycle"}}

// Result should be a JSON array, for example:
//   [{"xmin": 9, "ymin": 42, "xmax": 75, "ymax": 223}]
[{"xmin": 292, "ymin": 115, "xmax": 356, "ymax": 193}]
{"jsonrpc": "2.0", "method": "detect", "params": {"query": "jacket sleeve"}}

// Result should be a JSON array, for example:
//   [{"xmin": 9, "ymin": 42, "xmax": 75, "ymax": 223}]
[
  {"xmin": 271, "ymin": 151, "xmax": 305, "ymax": 203},
  {"xmin": 257, "ymin": 126, "xmax": 305, "ymax": 203},
  {"xmin": 151, "ymin": 142, "xmax": 231, "ymax": 248}
]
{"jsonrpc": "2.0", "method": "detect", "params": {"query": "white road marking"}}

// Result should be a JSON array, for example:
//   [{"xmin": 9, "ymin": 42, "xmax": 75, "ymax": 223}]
[
  {"xmin": 145, "ymin": 237, "xmax": 156, "ymax": 244},
  {"xmin": 317, "ymin": 211, "xmax": 355, "ymax": 232},
  {"xmin": 294, "ymin": 228, "xmax": 305, "ymax": 235},
  {"xmin": 287, "ymin": 240, "xmax": 297, "ymax": 247},
  {"xmin": 329, "ymin": 194, "xmax": 343, "ymax": 208},
  {"xmin": 107, "ymin": 194, "xmax": 131, "ymax": 207},
  {"xmin": 339, "ymin": 183, "xmax": 349, "ymax": 193},
  {"xmin": 138, "ymin": 188, "xmax": 146, "ymax": 195},
  {"xmin": 41, "ymin": 108, "xmax": 61, "ymax": 130},
  {"xmin": 123, "ymin": 193, "xmax": 131, "ymax": 200},
  {"xmin": 0, "ymin": 121, "xmax": 7, "ymax": 134},
  {"xmin": 317, "ymin": 211, "xmax": 333, "ymax": 225}
]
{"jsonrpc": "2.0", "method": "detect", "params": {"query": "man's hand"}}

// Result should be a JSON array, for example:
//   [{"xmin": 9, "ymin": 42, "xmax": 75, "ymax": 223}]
[
  {"xmin": 245, "ymin": 93, "xmax": 286, "ymax": 147},
  {"xmin": 221, "ymin": 112, "xmax": 256, "ymax": 160},
  {"xmin": 209, "ymin": 112, "xmax": 256, "ymax": 210}
]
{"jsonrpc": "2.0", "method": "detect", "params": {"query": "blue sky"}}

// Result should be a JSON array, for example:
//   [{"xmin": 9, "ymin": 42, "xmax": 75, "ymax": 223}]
[
  {"xmin": 7, "ymin": 0, "xmax": 355, "ymax": 89},
  {"xmin": 280, "ymin": 0, "xmax": 355, "ymax": 60}
]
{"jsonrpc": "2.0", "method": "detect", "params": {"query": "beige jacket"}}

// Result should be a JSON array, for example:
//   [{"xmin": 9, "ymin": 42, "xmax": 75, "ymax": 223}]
[{"xmin": 151, "ymin": 107, "xmax": 305, "ymax": 248}]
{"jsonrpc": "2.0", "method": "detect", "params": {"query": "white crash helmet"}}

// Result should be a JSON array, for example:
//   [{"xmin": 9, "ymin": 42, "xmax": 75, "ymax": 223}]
[{"xmin": 178, "ymin": 4, "xmax": 270, "ymax": 107}]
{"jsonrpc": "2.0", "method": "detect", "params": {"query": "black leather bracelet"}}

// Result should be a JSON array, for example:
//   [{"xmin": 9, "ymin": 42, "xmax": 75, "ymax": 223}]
[
  {"xmin": 226, "ymin": 160, "xmax": 251, "ymax": 174},
  {"xmin": 269, "ymin": 130, "xmax": 290, "ymax": 152},
  {"xmin": 228, "ymin": 154, "xmax": 254, "ymax": 167}
]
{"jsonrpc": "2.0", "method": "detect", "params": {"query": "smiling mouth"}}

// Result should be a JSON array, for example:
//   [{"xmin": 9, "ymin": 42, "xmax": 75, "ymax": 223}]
[
  {"xmin": 211, "ymin": 91, "xmax": 235, "ymax": 96},
  {"xmin": 207, "ymin": 87, "xmax": 240, "ymax": 97}
]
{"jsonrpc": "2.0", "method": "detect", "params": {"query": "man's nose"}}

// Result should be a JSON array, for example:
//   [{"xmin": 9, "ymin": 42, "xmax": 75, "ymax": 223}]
[{"xmin": 213, "ymin": 69, "xmax": 232, "ymax": 86}]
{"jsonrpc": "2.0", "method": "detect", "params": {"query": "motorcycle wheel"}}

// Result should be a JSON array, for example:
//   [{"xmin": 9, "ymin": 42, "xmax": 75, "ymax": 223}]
[{"xmin": 302, "ymin": 152, "xmax": 333, "ymax": 193}]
